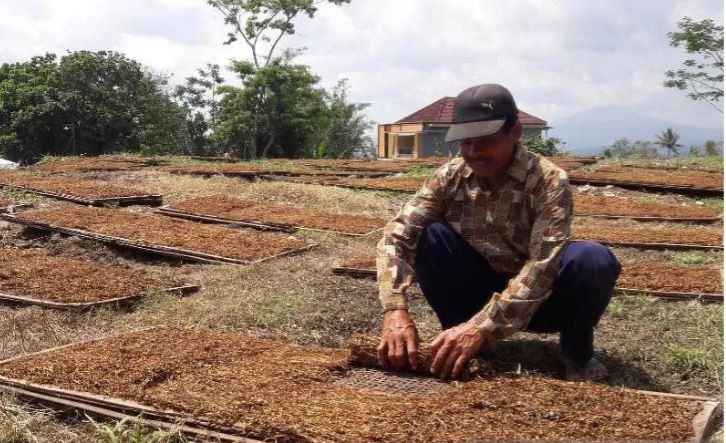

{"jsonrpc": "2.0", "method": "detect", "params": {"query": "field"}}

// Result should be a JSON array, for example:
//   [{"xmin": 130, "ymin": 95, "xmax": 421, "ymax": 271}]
[{"xmin": 0, "ymin": 155, "xmax": 722, "ymax": 442}]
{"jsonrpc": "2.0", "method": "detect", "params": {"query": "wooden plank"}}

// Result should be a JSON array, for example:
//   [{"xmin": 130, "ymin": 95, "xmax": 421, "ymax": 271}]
[
  {"xmin": 0, "ymin": 285, "xmax": 200, "ymax": 310},
  {"xmin": 615, "ymin": 287, "xmax": 722, "ymax": 303},
  {"xmin": 568, "ymin": 178, "xmax": 723, "ymax": 196},
  {"xmin": 578, "ymin": 214, "xmax": 722, "ymax": 224},
  {"xmin": 0, "ymin": 183, "xmax": 162, "ymax": 207},
  {"xmin": 2, "ymin": 384, "xmax": 261, "ymax": 443},
  {"xmin": 593, "ymin": 240, "xmax": 723, "ymax": 251},
  {"xmin": 332, "ymin": 266, "xmax": 376, "ymax": 279},
  {"xmin": 1, "ymin": 214, "xmax": 314, "ymax": 265},
  {"xmin": 156, "ymin": 207, "xmax": 384, "ymax": 237}
]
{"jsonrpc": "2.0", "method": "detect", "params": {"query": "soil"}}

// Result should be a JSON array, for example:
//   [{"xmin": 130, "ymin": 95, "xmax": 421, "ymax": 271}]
[
  {"xmin": 35, "ymin": 158, "xmax": 149, "ymax": 173},
  {"xmin": 11, "ymin": 207, "xmax": 310, "ymax": 261},
  {"xmin": 0, "ymin": 171, "xmax": 156, "ymax": 199},
  {"xmin": 167, "ymin": 195, "xmax": 387, "ymax": 234},
  {"xmin": 0, "ymin": 249, "xmax": 178, "ymax": 303},
  {"xmin": 0, "ymin": 328, "xmax": 700, "ymax": 442},
  {"xmin": 618, "ymin": 262, "xmax": 722, "ymax": 294},
  {"xmin": 570, "ymin": 166, "xmax": 723, "ymax": 189},
  {"xmin": 574, "ymin": 193, "xmax": 721, "ymax": 218},
  {"xmin": 572, "ymin": 224, "xmax": 723, "ymax": 246}
]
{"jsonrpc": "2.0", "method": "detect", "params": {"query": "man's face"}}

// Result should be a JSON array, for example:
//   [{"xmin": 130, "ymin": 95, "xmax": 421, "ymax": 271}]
[{"xmin": 459, "ymin": 122, "xmax": 521, "ymax": 180}]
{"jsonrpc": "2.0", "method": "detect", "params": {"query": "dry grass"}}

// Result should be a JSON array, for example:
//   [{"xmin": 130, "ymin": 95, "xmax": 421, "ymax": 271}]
[{"xmin": 0, "ymin": 161, "xmax": 722, "ymax": 441}]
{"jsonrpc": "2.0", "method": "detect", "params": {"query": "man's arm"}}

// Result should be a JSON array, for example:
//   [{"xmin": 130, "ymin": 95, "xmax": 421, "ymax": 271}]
[
  {"xmin": 376, "ymin": 163, "xmax": 451, "ymax": 370},
  {"xmin": 469, "ymin": 168, "xmax": 573, "ymax": 339},
  {"xmin": 376, "ymin": 165, "xmax": 451, "ymax": 311}
]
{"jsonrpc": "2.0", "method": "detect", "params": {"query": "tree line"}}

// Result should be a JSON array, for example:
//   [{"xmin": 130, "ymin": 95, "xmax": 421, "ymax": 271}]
[{"xmin": 0, "ymin": 3, "xmax": 721, "ymax": 163}]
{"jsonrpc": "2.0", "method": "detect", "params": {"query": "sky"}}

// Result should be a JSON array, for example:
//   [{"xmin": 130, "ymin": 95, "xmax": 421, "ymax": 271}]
[{"xmin": 0, "ymin": 0, "xmax": 723, "ymax": 136}]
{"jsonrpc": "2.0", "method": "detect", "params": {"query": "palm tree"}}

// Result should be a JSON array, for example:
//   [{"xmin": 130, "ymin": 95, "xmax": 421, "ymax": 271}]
[{"xmin": 654, "ymin": 128, "xmax": 683, "ymax": 157}]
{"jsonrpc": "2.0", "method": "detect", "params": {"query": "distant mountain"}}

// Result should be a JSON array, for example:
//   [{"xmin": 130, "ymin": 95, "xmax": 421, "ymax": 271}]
[{"xmin": 548, "ymin": 106, "xmax": 724, "ymax": 156}]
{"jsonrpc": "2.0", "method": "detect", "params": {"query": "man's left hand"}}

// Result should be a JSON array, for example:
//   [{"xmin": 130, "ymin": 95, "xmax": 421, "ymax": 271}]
[{"xmin": 429, "ymin": 323, "xmax": 489, "ymax": 379}]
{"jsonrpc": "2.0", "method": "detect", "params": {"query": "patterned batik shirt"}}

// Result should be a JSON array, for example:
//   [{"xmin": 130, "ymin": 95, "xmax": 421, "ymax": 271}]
[{"xmin": 376, "ymin": 146, "xmax": 572, "ymax": 340}]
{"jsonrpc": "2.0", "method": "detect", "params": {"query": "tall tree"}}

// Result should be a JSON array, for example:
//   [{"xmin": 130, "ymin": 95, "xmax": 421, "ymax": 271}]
[
  {"xmin": 207, "ymin": 0, "xmax": 351, "ymax": 157},
  {"xmin": 214, "ymin": 52, "xmax": 328, "ymax": 159},
  {"xmin": 664, "ymin": 17, "xmax": 724, "ymax": 113},
  {"xmin": 174, "ymin": 64, "xmax": 225, "ymax": 155},
  {"xmin": 654, "ymin": 128, "xmax": 683, "ymax": 157},
  {"xmin": 314, "ymin": 79, "xmax": 375, "ymax": 159},
  {"xmin": 207, "ymin": 0, "xmax": 350, "ymax": 69},
  {"xmin": 0, "ymin": 51, "xmax": 189, "ymax": 162}
]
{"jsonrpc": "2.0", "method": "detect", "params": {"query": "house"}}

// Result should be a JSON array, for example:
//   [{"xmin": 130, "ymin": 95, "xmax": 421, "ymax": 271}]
[{"xmin": 377, "ymin": 97, "xmax": 549, "ymax": 159}]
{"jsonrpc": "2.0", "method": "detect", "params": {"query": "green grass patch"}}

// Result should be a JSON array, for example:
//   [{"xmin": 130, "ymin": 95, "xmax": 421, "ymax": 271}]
[
  {"xmin": 666, "ymin": 346, "xmax": 714, "ymax": 373},
  {"xmin": 673, "ymin": 251, "xmax": 710, "ymax": 266},
  {"xmin": 404, "ymin": 166, "xmax": 435, "ymax": 177},
  {"xmin": 699, "ymin": 197, "xmax": 724, "ymax": 212}
]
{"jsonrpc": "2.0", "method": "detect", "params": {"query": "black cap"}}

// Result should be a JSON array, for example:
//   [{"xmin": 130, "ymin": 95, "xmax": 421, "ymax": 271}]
[{"xmin": 445, "ymin": 83, "xmax": 519, "ymax": 142}]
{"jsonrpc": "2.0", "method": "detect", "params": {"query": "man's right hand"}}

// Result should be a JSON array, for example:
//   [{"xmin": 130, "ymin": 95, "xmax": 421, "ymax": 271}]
[{"xmin": 377, "ymin": 309, "xmax": 419, "ymax": 371}]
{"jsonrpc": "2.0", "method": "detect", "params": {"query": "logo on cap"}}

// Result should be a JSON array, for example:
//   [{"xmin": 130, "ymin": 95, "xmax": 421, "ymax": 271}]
[{"xmin": 480, "ymin": 100, "xmax": 494, "ymax": 111}]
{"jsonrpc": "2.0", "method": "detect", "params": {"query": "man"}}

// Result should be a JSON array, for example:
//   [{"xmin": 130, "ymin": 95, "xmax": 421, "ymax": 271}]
[{"xmin": 376, "ymin": 83, "xmax": 620, "ymax": 381}]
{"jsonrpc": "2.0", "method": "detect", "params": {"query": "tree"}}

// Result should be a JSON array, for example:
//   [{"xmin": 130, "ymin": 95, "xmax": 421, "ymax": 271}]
[
  {"xmin": 664, "ymin": 17, "xmax": 724, "ymax": 113},
  {"xmin": 654, "ymin": 128, "xmax": 683, "ymax": 157},
  {"xmin": 704, "ymin": 139, "xmax": 720, "ymax": 156},
  {"xmin": 0, "ymin": 51, "xmax": 189, "ymax": 162},
  {"xmin": 174, "ymin": 64, "xmax": 225, "ymax": 155},
  {"xmin": 214, "ymin": 52, "xmax": 328, "ymax": 159},
  {"xmin": 521, "ymin": 136, "xmax": 566, "ymax": 156},
  {"xmin": 314, "ymin": 79, "xmax": 375, "ymax": 159},
  {"xmin": 208, "ymin": 0, "xmax": 350, "ymax": 69},
  {"xmin": 602, "ymin": 138, "xmax": 658, "ymax": 159},
  {"xmin": 207, "ymin": 0, "xmax": 351, "ymax": 157}
]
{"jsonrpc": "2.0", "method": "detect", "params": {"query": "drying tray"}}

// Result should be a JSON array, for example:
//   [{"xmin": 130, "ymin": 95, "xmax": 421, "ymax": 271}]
[
  {"xmin": 578, "ymin": 214, "xmax": 722, "ymax": 224},
  {"xmin": 568, "ymin": 177, "xmax": 723, "ymax": 196},
  {"xmin": 590, "ymin": 240, "xmax": 723, "ymax": 251},
  {"xmin": 0, "ymin": 183, "xmax": 162, "ymax": 207},
  {"xmin": 0, "ymin": 334, "xmax": 719, "ymax": 443},
  {"xmin": 0, "ymin": 285, "xmax": 199, "ymax": 310},
  {"xmin": 156, "ymin": 207, "xmax": 385, "ymax": 237},
  {"xmin": 331, "ymin": 266, "xmax": 723, "ymax": 304},
  {"xmin": 0, "ymin": 213, "xmax": 316, "ymax": 265}
]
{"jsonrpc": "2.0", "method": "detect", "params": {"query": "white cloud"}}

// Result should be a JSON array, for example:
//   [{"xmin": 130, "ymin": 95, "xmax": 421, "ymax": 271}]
[{"xmin": 0, "ymin": 0, "xmax": 723, "ymax": 134}]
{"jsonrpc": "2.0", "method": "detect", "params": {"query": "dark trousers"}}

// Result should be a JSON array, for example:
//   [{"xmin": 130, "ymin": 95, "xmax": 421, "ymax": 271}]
[{"xmin": 414, "ymin": 221, "xmax": 621, "ymax": 365}]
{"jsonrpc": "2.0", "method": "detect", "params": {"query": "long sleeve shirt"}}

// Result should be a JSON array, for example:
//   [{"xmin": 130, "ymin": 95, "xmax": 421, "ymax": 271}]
[{"xmin": 376, "ymin": 146, "xmax": 572, "ymax": 340}]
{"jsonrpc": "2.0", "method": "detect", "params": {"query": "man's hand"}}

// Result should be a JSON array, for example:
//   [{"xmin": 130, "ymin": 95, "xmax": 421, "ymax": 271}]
[
  {"xmin": 377, "ymin": 309, "xmax": 419, "ymax": 371},
  {"xmin": 429, "ymin": 323, "xmax": 488, "ymax": 379}
]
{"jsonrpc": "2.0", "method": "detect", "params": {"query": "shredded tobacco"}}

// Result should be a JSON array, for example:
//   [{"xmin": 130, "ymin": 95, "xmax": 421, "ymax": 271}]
[
  {"xmin": 570, "ymin": 166, "xmax": 723, "ymax": 189},
  {"xmin": 13, "ymin": 207, "xmax": 310, "ymax": 261},
  {"xmin": 0, "ymin": 328, "xmax": 701, "ymax": 442},
  {"xmin": 36, "ymin": 158, "xmax": 148, "ymax": 173},
  {"xmin": 572, "ymin": 224, "xmax": 722, "ymax": 246},
  {"xmin": 0, "ymin": 249, "xmax": 177, "ymax": 303},
  {"xmin": 167, "ymin": 196, "xmax": 386, "ymax": 234},
  {"xmin": 0, "ymin": 170, "xmax": 156, "ymax": 199},
  {"xmin": 618, "ymin": 262, "xmax": 722, "ymax": 294},
  {"xmin": 574, "ymin": 193, "xmax": 720, "ymax": 218}
]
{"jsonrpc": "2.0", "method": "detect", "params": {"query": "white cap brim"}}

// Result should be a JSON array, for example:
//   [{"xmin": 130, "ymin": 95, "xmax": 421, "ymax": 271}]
[{"xmin": 444, "ymin": 119, "xmax": 506, "ymax": 142}]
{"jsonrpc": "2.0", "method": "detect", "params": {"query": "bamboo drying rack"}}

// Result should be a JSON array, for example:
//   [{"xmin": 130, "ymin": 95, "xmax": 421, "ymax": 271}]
[
  {"xmin": 0, "ymin": 329, "xmax": 720, "ymax": 443},
  {"xmin": 1, "ymin": 213, "xmax": 316, "ymax": 265}
]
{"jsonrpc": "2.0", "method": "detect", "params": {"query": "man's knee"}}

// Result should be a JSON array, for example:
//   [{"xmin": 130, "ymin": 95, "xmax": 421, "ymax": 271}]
[{"xmin": 562, "ymin": 241, "xmax": 621, "ymax": 284}]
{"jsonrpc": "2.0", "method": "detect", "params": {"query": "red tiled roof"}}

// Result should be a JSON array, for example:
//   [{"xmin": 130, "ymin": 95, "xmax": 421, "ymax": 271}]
[{"xmin": 396, "ymin": 97, "xmax": 547, "ymax": 126}]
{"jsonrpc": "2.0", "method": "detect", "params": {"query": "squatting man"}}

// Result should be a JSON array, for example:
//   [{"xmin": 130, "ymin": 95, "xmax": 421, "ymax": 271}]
[{"xmin": 376, "ymin": 83, "xmax": 621, "ymax": 381}]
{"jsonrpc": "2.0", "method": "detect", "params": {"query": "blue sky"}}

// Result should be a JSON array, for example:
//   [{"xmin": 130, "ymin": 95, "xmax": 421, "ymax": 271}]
[{"xmin": 0, "ymin": 0, "xmax": 723, "ymax": 133}]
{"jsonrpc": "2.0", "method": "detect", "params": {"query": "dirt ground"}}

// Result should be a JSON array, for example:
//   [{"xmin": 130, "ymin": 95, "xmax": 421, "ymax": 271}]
[{"xmin": 0, "ymin": 157, "xmax": 722, "ymax": 442}]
